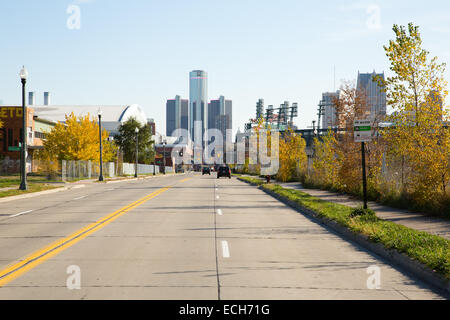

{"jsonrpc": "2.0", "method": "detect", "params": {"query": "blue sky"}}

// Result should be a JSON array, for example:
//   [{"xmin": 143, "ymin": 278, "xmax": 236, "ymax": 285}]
[{"xmin": 1, "ymin": 0, "xmax": 449, "ymax": 135}]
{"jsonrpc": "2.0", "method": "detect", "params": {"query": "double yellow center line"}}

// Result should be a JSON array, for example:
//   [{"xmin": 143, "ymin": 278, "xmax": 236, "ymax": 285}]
[{"xmin": 0, "ymin": 181, "xmax": 183, "ymax": 287}]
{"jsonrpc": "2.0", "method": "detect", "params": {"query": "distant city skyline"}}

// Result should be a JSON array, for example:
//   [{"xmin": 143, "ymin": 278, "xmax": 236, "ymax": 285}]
[
  {"xmin": 0, "ymin": 1, "xmax": 449, "ymax": 136},
  {"xmin": 166, "ymin": 70, "xmax": 232, "ymax": 144}
]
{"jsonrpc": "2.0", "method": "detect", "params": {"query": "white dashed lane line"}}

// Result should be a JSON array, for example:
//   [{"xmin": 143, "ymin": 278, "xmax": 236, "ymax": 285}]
[
  {"xmin": 221, "ymin": 241, "xmax": 230, "ymax": 258},
  {"xmin": 74, "ymin": 196, "xmax": 87, "ymax": 200},
  {"xmin": 217, "ymin": 209, "xmax": 223, "ymax": 215},
  {"xmin": 9, "ymin": 210, "xmax": 33, "ymax": 218}
]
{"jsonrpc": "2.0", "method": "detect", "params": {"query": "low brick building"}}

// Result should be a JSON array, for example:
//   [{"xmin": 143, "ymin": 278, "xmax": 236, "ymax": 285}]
[{"xmin": 0, "ymin": 106, "xmax": 55, "ymax": 173}]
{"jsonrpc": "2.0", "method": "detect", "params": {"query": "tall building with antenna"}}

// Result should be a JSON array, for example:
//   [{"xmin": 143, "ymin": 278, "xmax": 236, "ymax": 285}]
[{"xmin": 189, "ymin": 70, "xmax": 208, "ymax": 142}]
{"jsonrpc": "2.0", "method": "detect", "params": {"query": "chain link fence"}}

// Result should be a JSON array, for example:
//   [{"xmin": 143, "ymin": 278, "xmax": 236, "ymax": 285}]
[{"xmin": 0, "ymin": 158, "xmax": 165, "ymax": 181}]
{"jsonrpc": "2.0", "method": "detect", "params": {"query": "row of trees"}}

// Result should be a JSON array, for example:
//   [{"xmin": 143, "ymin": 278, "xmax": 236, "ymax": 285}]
[
  {"xmin": 38, "ymin": 113, "xmax": 155, "ymax": 165},
  {"xmin": 252, "ymin": 23, "xmax": 449, "ymax": 217}
]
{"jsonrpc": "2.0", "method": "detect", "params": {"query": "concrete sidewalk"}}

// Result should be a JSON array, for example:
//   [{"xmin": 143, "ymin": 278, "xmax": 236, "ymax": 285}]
[{"xmin": 241, "ymin": 175, "xmax": 450, "ymax": 240}]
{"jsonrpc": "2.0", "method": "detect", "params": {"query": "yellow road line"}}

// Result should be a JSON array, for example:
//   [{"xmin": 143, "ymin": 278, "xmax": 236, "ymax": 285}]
[{"xmin": 0, "ymin": 186, "xmax": 171, "ymax": 287}]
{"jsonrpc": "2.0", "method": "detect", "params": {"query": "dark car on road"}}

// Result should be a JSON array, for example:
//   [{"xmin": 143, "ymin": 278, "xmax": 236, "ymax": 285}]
[
  {"xmin": 217, "ymin": 166, "xmax": 231, "ymax": 179},
  {"xmin": 202, "ymin": 166, "xmax": 211, "ymax": 175}
]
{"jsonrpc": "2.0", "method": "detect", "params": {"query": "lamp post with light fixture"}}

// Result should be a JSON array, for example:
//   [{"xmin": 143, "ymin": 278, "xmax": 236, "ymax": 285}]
[
  {"xmin": 135, "ymin": 127, "xmax": 139, "ymax": 178},
  {"xmin": 162, "ymin": 140, "xmax": 167, "ymax": 175},
  {"xmin": 98, "ymin": 109, "xmax": 104, "ymax": 182},
  {"xmin": 19, "ymin": 66, "xmax": 28, "ymax": 191}
]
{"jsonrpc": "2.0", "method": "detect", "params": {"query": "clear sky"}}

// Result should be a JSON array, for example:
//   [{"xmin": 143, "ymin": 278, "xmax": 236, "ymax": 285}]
[{"xmin": 1, "ymin": 0, "xmax": 449, "ymax": 136}]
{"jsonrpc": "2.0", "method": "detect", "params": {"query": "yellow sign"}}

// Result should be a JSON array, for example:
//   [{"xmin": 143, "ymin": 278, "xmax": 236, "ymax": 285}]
[{"xmin": 0, "ymin": 107, "xmax": 23, "ymax": 119}]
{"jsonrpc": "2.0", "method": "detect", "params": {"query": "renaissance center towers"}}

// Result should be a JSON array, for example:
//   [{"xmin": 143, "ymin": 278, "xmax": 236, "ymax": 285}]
[
  {"xmin": 166, "ymin": 70, "xmax": 232, "ymax": 164},
  {"xmin": 189, "ymin": 70, "xmax": 208, "ymax": 144}
]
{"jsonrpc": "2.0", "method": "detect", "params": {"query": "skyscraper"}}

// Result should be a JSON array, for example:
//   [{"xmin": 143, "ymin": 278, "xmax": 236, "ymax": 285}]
[
  {"xmin": 166, "ymin": 95, "xmax": 189, "ymax": 137},
  {"xmin": 208, "ymin": 96, "xmax": 232, "ymax": 163},
  {"xmin": 208, "ymin": 96, "xmax": 232, "ymax": 137},
  {"xmin": 357, "ymin": 71, "xmax": 387, "ymax": 119},
  {"xmin": 189, "ymin": 70, "xmax": 208, "ymax": 142},
  {"xmin": 321, "ymin": 91, "xmax": 340, "ymax": 129}
]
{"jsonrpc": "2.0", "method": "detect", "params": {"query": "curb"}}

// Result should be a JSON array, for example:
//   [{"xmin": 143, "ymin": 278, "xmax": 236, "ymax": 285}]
[
  {"xmin": 237, "ymin": 177, "xmax": 450, "ymax": 298},
  {"xmin": 0, "ymin": 184, "xmax": 86, "ymax": 204}
]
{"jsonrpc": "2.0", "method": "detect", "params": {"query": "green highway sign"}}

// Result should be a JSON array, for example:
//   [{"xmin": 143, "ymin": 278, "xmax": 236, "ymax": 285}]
[
  {"xmin": 8, "ymin": 146, "xmax": 20, "ymax": 152},
  {"xmin": 354, "ymin": 119, "xmax": 372, "ymax": 142}
]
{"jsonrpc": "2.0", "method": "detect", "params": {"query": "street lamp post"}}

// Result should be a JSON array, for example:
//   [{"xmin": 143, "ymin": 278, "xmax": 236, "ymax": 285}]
[
  {"xmin": 153, "ymin": 139, "xmax": 156, "ymax": 176},
  {"xmin": 19, "ymin": 66, "xmax": 28, "ymax": 191},
  {"xmin": 163, "ymin": 140, "xmax": 166, "ymax": 175},
  {"xmin": 135, "ymin": 127, "xmax": 139, "ymax": 178},
  {"xmin": 98, "ymin": 109, "xmax": 104, "ymax": 182}
]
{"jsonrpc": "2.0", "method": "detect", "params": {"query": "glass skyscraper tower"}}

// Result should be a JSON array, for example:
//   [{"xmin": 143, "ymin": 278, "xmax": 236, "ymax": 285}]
[
  {"xmin": 189, "ymin": 70, "xmax": 208, "ymax": 143},
  {"xmin": 166, "ymin": 95, "xmax": 189, "ymax": 137}
]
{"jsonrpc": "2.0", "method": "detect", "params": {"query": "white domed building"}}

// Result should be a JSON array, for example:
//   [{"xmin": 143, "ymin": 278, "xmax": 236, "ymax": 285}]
[{"xmin": 33, "ymin": 104, "xmax": 148, "ymax": 136}]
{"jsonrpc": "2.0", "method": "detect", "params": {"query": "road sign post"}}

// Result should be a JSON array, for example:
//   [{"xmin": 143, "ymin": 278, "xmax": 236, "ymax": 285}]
[
  {"xmin": 354, "ymin": 120, "xmax": 372, "ymax": 210},
  {"xmin": 361, "ymin": 142, "xmax": 368, "ymax": 209}
]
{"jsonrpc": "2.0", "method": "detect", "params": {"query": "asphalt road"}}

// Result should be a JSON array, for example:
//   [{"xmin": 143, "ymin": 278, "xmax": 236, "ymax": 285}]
[{"xmin": 0, "ymin": 173, "xmax": 444, "ymax": 299}]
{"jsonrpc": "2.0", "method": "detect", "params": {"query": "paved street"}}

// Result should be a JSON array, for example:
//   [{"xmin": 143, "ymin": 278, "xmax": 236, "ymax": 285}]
[{"xmin": 0, "ymin": 173, "xmax": 444, "ymax": 299}]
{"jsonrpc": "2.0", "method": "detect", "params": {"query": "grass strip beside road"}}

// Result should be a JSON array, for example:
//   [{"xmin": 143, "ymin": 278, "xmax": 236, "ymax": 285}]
[
  {"xmin": 0, "ymin": 184, "xmax": 61, "ymax": 198},
  {"xmin": 237, "ymin": 176, "xmax": 450, "ymax": 279}
]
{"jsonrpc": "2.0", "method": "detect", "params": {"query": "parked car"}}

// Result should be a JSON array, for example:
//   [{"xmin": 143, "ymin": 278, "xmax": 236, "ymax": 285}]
[
  {"xmin": 202, "ymin": 166, "xmax": 211, "ymax": 175},
  {"xmin": 217, "ymin": 166, "xmax": 231, "ymax": 179}
]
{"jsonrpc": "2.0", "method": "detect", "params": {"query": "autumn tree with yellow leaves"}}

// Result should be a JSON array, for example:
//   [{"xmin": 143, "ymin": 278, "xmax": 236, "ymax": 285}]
[
  {"xmin": 379, "ymin": 23, "xmax": 450, "ymax": 208},
  {"xmin": 312, "ymin": 130, "xmax": 342, "ymax": 188},
  {"xmin": 277, "ymin": 128, "xmax": 307, "ymax": 182},
  {"xmin": 306, "ymin": 23, "xmax": 449, "ymax": 216},
  {"xmin": 309, "ymin": 83, "xmax": 384, "ymax": 196},
  {"xmin": 40, "ymin": 112, "xmax": 116, "ymax": 162}
]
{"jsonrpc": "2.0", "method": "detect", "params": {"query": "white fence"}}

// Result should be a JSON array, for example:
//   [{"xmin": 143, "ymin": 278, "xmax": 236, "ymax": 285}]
[
  {"xmin": 61, "ymin": 160, "xmax": 165, "ymax": 180},
  {"xmin": 121, "ymin": 163, "xmax": 161, "ymax": 176}
]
